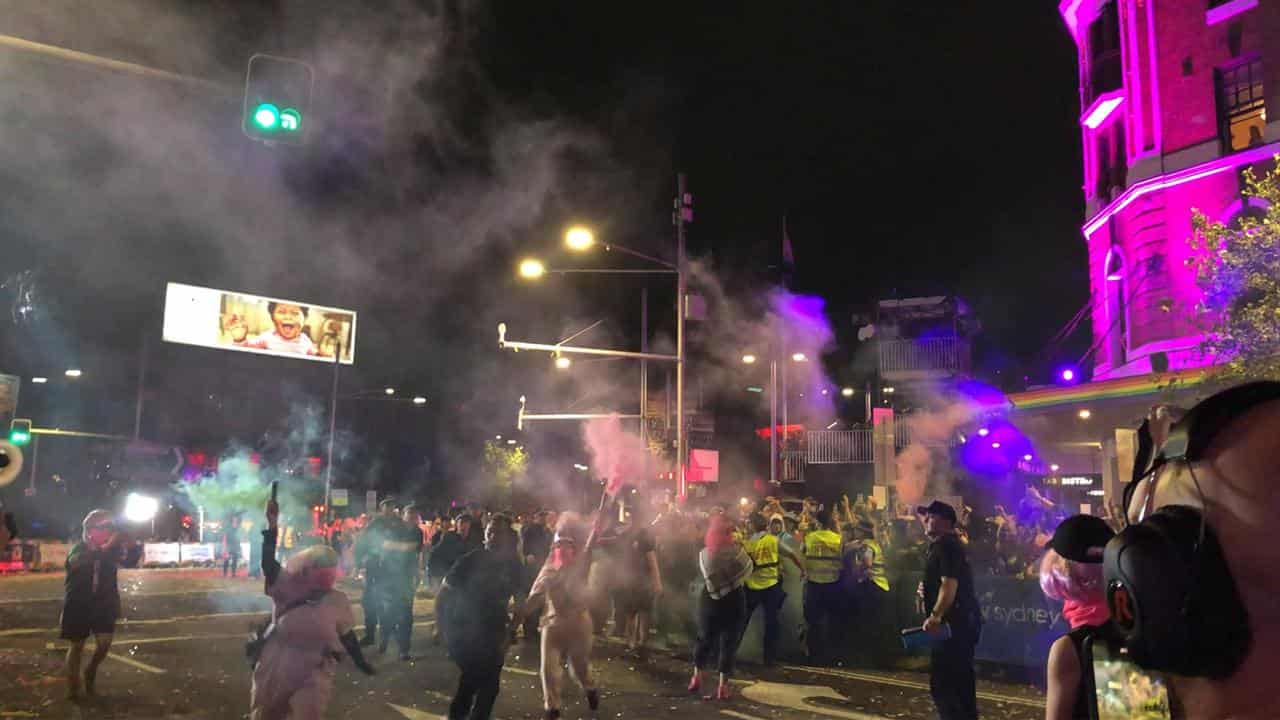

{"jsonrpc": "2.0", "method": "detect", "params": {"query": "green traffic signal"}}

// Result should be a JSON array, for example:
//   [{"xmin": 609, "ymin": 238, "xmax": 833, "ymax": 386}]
[
  {"xmin": 8, "ymin": 430, "xmax": 29, "ymax": 446},
  {"xmin": 253, "ymin": 103, "xmax": 280, "ymax": 130},
  {"xmin": 280, "ymin": 108, "xmax": 301, "ymax": 131}
]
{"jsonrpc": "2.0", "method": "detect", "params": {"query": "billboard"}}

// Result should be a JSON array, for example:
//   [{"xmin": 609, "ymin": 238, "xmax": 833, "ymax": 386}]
[{"xmin": 163, "ymin": 283, "xmax": 356, "ymax": 364}]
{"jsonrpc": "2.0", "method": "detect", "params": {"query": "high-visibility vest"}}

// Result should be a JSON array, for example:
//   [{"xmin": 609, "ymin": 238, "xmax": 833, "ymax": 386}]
[
  {"xmin": 862, "ymin": 539, "xmax": 890, "ymax": 592},
  {"xmin": 744, "ymin": 533, "xmax": 781, "ymax": 590},
  {"xmin": 804, "ymin": 529, "xmax": 842, "ymax": 584}
]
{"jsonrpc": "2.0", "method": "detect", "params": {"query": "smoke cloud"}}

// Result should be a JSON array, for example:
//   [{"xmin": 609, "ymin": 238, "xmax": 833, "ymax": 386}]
[{"xmin": 582, "ymin": 414, "xmax": 648, "ymax": 497}]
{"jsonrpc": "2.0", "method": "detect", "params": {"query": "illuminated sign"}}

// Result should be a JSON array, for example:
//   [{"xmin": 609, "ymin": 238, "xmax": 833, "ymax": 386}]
[
  {"xmin": 162, "ymin": 283, "xmax": 356, "ymax": 364},
  {"xmin": 1060, "ymin": 476, "xmax": 1095, "ymax": 486}
]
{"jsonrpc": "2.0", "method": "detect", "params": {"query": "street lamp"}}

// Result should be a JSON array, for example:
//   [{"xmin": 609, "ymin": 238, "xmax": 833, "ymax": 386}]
[
  {"xmin": 31, "ymin": 377, "xmax": 47, "ymax": 384},
  {"xmin": 519, "ymin": 258, "xmax": 547, "ymax": 279},
  {"xmin": 555, "ymin": 356, "xmax": 572, "ymax": 370},
  {"xmin": 791, "ymin": 352, "xmax": 807, "ymax": 362},
  {"xmin": 564, "ymin": 226, "xmax": 595, "ymax": 252},
  {"xmin": 841, "ymin": 387, "xmax": 855, "ymax": 397},
  {"xmin": 412, "ymin": 396, "xmax": 427, "ymax": 405},
  {"xmin": 741, "ymin": 354, "xmax": 757, "ymax": 365},
  {"xmin": 384, "ymin": 387, "xmax": 395, "ymax": 395},
  {"xmin": 65, "ymin": 369, "xmax": 82, "ymax": 378}
]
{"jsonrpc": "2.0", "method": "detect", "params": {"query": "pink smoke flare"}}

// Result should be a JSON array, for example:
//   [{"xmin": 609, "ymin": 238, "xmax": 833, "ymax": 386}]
[{"xmin": 583, "ymin": 414, "xmax": 648, "ymax": 497}]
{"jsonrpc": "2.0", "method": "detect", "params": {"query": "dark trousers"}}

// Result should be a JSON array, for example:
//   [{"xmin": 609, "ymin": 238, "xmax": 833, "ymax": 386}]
[
  {"xmin": 361, "ymin": 574, "xmax": 381, "ymax": 639},
  {"xmin": 745, "ymin": 583, "xmax": 785, "ymax": 665},
  {"xmin": 222, "ymin": 555, "xmax": 240, "ymax": 577},
  {"xmin": 381, "ymin": 581, "xmax": 415, "ymax": 653},
  {"xmin": 849, "ymin": 583, "xmax": 891, "ymax": 666},
  {"xmin": 449, "ymin": 660, "xmax": 503, "ymax": 720},
  {"xmin": 929, "ymin": 633, "xmax": 978, "ymax": 720},
  {"xmin": 803, "ymin": 581, "xmax": 843, "ymax": 663},
  {"xmin": 694, "ymin": 587, "xmax": 746, "ymax": 676}
]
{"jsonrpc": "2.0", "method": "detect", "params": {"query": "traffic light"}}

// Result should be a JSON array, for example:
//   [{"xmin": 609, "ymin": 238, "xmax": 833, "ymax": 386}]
[
  {"xmin": 8, "ymin": 418, "xmax": 31, "ymax": 446},
  {"xmin": 242, "ymin": 54, "xmax": 313, "ymax": 144}
]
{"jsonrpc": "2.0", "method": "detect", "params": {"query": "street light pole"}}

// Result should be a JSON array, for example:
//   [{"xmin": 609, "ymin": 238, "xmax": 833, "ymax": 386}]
[
  {"xmin": 324, "ymin": 350, "xmax": 339, "ymax": 523},
  {"xmin": 675, "ymin": 173, "xmax": 689, "ymax": 501},
  {"xmin": 770, "ymin": 359, "xmax": 778, "ymax": 486}
]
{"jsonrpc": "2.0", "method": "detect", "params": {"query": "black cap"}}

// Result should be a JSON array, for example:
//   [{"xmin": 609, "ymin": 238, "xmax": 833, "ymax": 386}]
[
  {"xmin": 916, "ymin": 500, "xmax": 957, "ymax": 524},
  {"xmin": 1049, "ymin": 514, "xmax": 1114, "ymax": 564}
]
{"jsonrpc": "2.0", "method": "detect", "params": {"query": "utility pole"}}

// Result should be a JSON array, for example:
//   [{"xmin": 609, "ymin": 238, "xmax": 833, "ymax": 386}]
[
  {"xmin": 674, "ymin": 173, "xmax": 690, "ymax": 501},
  {"xmin": 770, "ymin": 359, "xmax": 778, "ymax": 486},
  {"xmin": 640, "ymin": 287, "xmax": 648, "ymax": 449},
  {"xmin": 324, "ymin": 350, "xmax": 340, "ymax": 522}
]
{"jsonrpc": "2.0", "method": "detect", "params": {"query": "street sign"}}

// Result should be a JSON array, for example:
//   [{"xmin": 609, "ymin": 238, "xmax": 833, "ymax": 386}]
[
  {"xmin": 331, "ymin": 489, "xmax": 349, "ymax": 507},
  {"xmin": 0, "ymin": 374, "xmax": 18, "ymax": 416}
]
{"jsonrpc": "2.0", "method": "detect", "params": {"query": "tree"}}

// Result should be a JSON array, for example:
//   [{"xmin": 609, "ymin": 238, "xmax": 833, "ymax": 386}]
[
  {"xmin": 1189, "ymin": 161, "xmax": 1280, "ymax": 380},
  {"xmin": 482, "ymin": 439, "xmax": 528, "ymax": 505}
]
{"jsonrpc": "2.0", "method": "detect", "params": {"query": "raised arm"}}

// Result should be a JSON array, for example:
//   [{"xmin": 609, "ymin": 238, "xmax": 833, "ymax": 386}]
[{"xmin": 262, "ymin": 499, "xmax": 281, "ymax": 592}]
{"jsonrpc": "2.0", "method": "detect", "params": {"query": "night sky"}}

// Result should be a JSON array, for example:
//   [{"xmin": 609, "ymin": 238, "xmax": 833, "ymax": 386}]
[
  {"xmin": 0, "ymin": 1, "xmax": 1091, "ymax": 506},
  {"xmin": 480, "ymin": 2, "xmax": 1090, "ymax": 371}
]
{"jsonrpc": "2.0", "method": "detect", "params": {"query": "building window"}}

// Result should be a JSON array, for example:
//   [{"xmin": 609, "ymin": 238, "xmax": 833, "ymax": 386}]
[
  {"xmin": 1217, "ymin": 57, "xmax": 1266, "ymax": 152},
  {"xmin": 1105, "ymin": 249, "xmax": 1129, "ymax": 366},
  {"xmin": 1086, "ymin": 1, "xmax": 1123, "ymax": 106},
  {"xmin": 1093, "ymin": 121, "xmax": 1127, "ymax": 201}
]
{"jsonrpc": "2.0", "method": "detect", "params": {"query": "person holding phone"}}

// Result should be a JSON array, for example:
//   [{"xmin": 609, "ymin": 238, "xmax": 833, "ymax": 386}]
[{"xmin": 1038, "ymin": 514, "xmax": 1115, "ymax": 719}]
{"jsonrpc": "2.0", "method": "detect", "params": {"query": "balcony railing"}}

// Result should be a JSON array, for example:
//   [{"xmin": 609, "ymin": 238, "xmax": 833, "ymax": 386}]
[
  {"xmin": 781, "ymin": 450, "xmax": 806, "ymax": 482},
  {"xmin": 878, "ymin": 337, "xmax": 968, "ymax": 379},
  {"xmin": 805, "ymin": 429, "xmax": 873, "ymax": 464}
]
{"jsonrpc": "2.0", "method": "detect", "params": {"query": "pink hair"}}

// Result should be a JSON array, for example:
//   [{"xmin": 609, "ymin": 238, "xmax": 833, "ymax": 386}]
[
  {"xmin": 704, "ymin": 515, "xmax": 736, "ymax": 554},
  {"xmin": 1038, "ymin": 549, "xmax": 1104, "ymax": 605}
]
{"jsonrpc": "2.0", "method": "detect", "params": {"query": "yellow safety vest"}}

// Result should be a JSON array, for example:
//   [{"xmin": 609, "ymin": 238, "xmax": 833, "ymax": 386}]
[
  {"xmin": 862, "ymin": 539, "xmax": 890, "ymax": 592},
  {"xmin": 744, "ymin": 533, "xmax": 781, "ymax": 590},
  {"xmin": 804, "ymin": 529, "xmax": 842, "ymax": 584}
]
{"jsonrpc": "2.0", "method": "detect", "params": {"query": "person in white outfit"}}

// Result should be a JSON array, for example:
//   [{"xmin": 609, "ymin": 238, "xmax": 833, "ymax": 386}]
[
  {"xmin": 250, "ymin": 497, "xmax": 375, "ymax": 719},
  {"xmin": 515, "ymin": 514, "xmax": 603, "ymax": 720}
]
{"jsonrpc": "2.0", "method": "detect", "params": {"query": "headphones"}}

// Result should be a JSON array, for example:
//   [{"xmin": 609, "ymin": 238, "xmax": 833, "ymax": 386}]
[{"xmin": 1104, "ymin": 381, "xmax": 1280, "ymax": 679}]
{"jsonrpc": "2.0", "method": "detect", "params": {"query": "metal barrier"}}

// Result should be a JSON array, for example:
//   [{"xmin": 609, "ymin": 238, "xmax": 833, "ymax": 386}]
[
  {"xmin": 878, "ymin": 337, "xmax": 967, "ymax": 378},
  {"xmin": 805, "ymin": 429, "xmax": 873, "ymax": 464}
]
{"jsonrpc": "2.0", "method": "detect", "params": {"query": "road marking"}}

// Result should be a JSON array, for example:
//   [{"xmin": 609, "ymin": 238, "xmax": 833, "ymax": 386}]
[
  {"xmin": 0, "ymin": 589, "xmax": 265, "ymax": 605},
  {"xmin": 106, "ymin": 652, "xmax": 166, "ymax": 674},
  {"xmin": 780, "ymin": 664, "xmax": 1044, "ymax": 708},
  {"xmin": 503, "ymin": 666, "xmax": 537, "ymax": 676},
  {"xmin": 740, "ymin": 681, "xmax": 889, "ymax": 720},
  {"xmin": 388, "ymin": 703, "xmax": 443, "ymax": 719},
  {"xmin": 0, "ymin": 610, "xmax": 269, "ymax": 637},
  {"xmin": 721, "ymin": 710, "xmax": 770, "ymax": 720}
]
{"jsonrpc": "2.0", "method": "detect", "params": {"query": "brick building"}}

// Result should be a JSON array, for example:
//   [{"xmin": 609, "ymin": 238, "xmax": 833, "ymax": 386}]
[{"xmin": 998, "ymin": 1, "xmax": 1279, "ymax": 512}]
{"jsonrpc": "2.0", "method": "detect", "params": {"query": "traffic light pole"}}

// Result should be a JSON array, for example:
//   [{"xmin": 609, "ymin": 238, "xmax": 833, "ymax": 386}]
[
  {"xmin": 324, "ymin": 350, "xmax": 339, "ymax": 522},
  {"xmin": 675, "ymin": 173, "xmax": 689, "ymax": 501}
]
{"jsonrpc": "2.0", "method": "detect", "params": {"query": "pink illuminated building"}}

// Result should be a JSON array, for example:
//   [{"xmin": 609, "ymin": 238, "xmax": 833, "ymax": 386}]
[{"xmin": 1062, "ymin": 0, "xmax": 1279, "ymax": 379}]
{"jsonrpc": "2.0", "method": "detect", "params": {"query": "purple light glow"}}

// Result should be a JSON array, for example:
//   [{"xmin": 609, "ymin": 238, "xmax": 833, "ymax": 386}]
[
  {"xmin": 1207, "ymin": 0, "xmax": 1259, "ymax": 26},
  {"xmin": 977, "ymin": 428, "xmax": 989, "ymax": 437},
  {"xmin": 1060, "ymin": 368, "xmax": 1075, "ymax": 382},
  {"xmin": 1082, "ymin": 92, "xmax": 1124, "ymax": 130}
]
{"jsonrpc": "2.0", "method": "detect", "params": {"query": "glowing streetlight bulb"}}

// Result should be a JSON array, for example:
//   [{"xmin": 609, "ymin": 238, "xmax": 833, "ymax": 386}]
[
  {"xmin": 518, "ymin": 258, "xmax": 546, "ymax": 279},
  {"xmin": 991, "ymin": 442, "xmax": 1002, "ymax": 449},
  {"xmin": 1050, "ymin": 464, "xmax": 1061, "ymax": 472},
  {"xmin": 32, "ymin": 377, "xmax": 48, "ymax": 384},
  {"xmin": 791, "ymin": 352, "xmax": 807, "ymax": 362},
  {"xmin": 555, "ymin": 356, "xmax": 572, "ymax": 370},
  {"xmin": 741, "ymin": 354, "xmax": 757, "ymax": 364},
  {"xmin": 412, "ymin": 396, "xmax": 427, "ymax": 405},
  {"xmin": 841, "ymin": 387, "xmax": 855, "ymax": 397},
  {"xmin": 1078, "ymin": 409, "xmax": 1092, "ymax": 420},
  {"xmin": 977, "ymin": 428, "xmax": 989, "ymax": 437},
  {"xmin": 384, "ymin": 387, "xmax": 396, "ymax": 395},
  {"xmin": 1023, "ymin": 454, "xmax": 1033, "ymax": 462},
  {"xmin": 65, "ymin": 369, "xmax": 82, "ymax": 378},
  {"xmin": 564, "ymin": 226, "xmax": 595, "ymax": 251},
  {"xmin": 739, "ymin": 497, "xmax": 750, "ymax": 506}
]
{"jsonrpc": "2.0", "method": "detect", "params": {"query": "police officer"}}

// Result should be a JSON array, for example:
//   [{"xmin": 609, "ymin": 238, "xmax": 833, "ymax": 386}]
[
  {"xmin": 379, "ymin": 505, "xmax": 424, "ymax": 660},
  {"xmin": 743, "ymin": 513, "xmax": 805, "ymax": 666},
  {"xmin": 802, "ymin": 508, "xmax": 843, "ymax": 664},
  {"xmin": 919, "ymin": 500, "xmax": 980, "ymax": 720},
  {"xmin": 355, "ymin": 499, "xmax": 401, "ymax": 646},
  {"xmin": 844, "ymin": 518, "xmax": 890, "ymax": 666}
]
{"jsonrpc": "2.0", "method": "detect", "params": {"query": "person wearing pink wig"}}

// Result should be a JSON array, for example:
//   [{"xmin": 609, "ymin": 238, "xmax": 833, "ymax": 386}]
[
  {"xmin": 689, "ymin": 514, "xmax": 753, "ymax": 700},
  {"xmin": 1039, "ymin": 514, "xmax": 1115, "ymax": 720}
]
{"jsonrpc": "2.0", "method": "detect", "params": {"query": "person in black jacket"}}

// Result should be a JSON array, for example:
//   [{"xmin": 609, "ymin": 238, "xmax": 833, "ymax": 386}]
[
  {"xmin": 355, "ymin": 499, "xmax": 401, "ymax": 646},
  {"xmin": 918, "ymin": 500, "xmax": 982, "ymax": 720},
  {"xmin": 437, "ymin": 515, "xmax": 522, "ymax": 720},
  {"xmin": 61, "ymin": 510, "xmax": 125, "ymax": 700},
  {"xmin": 519, "ymin": 511, "xmax": 554, "ymax": 643}
]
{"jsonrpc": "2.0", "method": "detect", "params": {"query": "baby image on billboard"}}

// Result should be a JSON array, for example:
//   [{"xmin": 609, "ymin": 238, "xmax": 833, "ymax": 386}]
[{"xmin": 163, "ymin": 283, "xmax": 356, "ymax": 364}]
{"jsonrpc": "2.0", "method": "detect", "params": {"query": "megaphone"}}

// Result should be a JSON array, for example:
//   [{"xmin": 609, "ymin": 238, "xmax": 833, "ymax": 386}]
[{"xmin": 0, "ymin": 440, "xmax": 24, "ymax": 487}]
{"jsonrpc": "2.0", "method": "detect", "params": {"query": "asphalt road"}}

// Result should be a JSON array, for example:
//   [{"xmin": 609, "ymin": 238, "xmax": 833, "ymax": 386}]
[{"xmin": 0, "ymin": 570, "xmax": 1046, "ymax": 719}]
